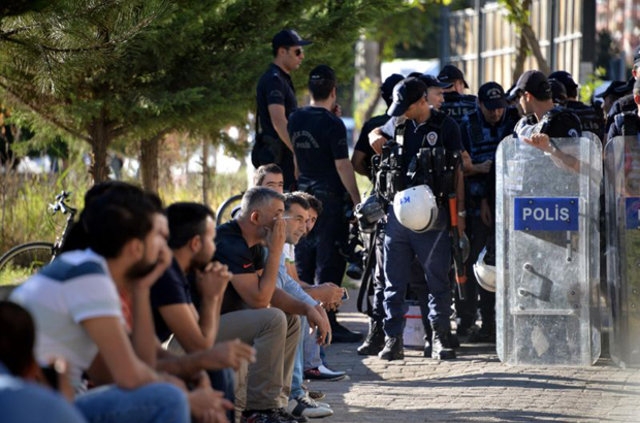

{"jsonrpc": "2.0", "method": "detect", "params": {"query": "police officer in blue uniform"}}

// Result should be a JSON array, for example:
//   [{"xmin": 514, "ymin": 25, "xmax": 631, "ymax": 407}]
[
  {"xmin": 549, "ymin": 71, "xmax": 605, "ymax": 142},
  {"xmin": 459, "ymin": 82, "xmax": 519, "ymax": 342},
  {"xmin": 437, "ymin": 64, "xmax": 477, "ymax": 125},
  {"xmin": 254, "ymin": 29, "xmax": 312, "ymax": 191},
  {"xmin": 370, "ymin": 77, "xmax": 466, "ymax": 361}
]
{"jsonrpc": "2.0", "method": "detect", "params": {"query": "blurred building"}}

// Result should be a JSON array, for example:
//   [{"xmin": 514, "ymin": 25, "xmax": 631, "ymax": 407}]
[{"xmin": 596, "ymin": 0, "xmax": 640, "ymax": 67}]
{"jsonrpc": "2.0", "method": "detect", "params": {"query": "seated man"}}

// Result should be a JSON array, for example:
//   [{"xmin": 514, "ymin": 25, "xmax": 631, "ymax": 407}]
[
  {"xmin": 210, "ymin": 187, "xmax": 328, "ymax": 423},
  {"xmin": 0, "ymin": 301, "xmax": 87, "ymax": 423},
  {"xmin": 150, "ymin": 202, "xmax": 257, "ymax": 420},
  {"xmin": 65, "ymin": 182, "xmax": 241, "ymax": 423},
  {"xmin": 277, "ymin": 193, "xmax": 333, "ymax": 421},
  {"xmin": 10, "ymin": 184, "xmax": 191, "ymax": 423}
]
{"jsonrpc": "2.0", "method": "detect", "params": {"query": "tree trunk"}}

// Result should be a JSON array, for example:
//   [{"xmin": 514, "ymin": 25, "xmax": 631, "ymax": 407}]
[
  {"xmin": 522, "ymin": 24, "xmax": 550, "ymax": 74},
  {"xmin": 513, "ymin": 33, "xmax": 528, "ymax": 83},
  {"xmin": 201, "ymin": 139, "xmax": 210, "ymax": 205},
  {"xmin": 362, "ymin": 40, "xmax": 384, "ymax": 123},
  {"xmin": 140, "ymin": 134, "xmax": 161, "ymax": 192},
  {"xmin": 87, "ymin": 116, "xmax": 112, "ymax": 183}
]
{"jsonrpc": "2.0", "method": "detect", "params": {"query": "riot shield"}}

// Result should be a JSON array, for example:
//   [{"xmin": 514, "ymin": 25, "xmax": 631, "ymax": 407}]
[
  {"xmin": 604, "ymin": 135, "xmax": 640, "ymax": 367},
  {"xmin": 496, "ymin": 134, "xmax": 602, "ymax": 365}
]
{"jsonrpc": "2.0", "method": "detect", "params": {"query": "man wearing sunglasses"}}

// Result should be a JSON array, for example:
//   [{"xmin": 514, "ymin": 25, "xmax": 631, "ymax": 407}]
[{"xmin": 254, "ymin": 29, "xmax": 312, "ymax": 192}]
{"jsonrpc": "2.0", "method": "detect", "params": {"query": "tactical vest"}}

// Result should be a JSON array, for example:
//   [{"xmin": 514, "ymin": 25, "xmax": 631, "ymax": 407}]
[
  {"xmin": 465, "ymin": 108, "xmax": 519, "ymax": 164},
  {"xmin": 566, "ymin": 101, "xmax": 604, "ymax": 141},
  {"xmin": 375, "ymin": 111, "xmax": 461, "ymax": 206},
  {"xmin": 613, "ymin": 111, "xmax": 639, "ymax": 137},
  {"xmin": 516, "ymin": 107, "xmax": 581, "ymax": 138},
  {"xmin": 440, "ymin": 93, "xmax": 477, "ymax": 126}
]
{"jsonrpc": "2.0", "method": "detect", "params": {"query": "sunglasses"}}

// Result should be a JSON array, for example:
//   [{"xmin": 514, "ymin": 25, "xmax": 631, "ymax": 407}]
[{"xmin": 292, "ymin": 48, "xmax": 303, "ymax": 57}]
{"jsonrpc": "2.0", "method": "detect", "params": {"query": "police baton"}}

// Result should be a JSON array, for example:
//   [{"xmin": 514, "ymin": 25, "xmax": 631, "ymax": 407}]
[{"xmin": 448, "ymin": 194, "xmax": 467, "ymax": 300}]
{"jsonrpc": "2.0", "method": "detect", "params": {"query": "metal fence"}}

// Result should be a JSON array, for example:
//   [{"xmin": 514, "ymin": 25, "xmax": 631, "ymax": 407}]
[{"xmin": 446, "ymin": 0, "xmax": 585, "ymax": 93}]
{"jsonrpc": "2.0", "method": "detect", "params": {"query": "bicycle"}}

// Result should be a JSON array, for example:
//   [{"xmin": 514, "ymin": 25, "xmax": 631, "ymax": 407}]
[
  {"xmin": 215, "ymin": 192, "xmax": 243, "ymax": 226},
  {"xmin": 0, "ymin": 191, "xmax": 77, "ymax": 287}
]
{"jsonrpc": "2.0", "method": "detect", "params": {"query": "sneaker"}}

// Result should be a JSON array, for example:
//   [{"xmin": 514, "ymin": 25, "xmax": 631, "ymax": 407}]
[
  {"xmin": 288, "ymin": 394, "xmax": 334, "ymax": 419},
  {"xmin": 304, "ymin": 364, "xmax": 346, "ymax": 381},
  {"xmin": 241, "ymin": 408, "xmax": 300, "ymax": 423},
  {"xmin": 306, "ymin": 389, "xmax": 325, "ymax": 401}
]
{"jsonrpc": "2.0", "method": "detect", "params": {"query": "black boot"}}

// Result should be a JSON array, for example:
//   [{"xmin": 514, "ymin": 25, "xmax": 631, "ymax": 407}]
[
  {"xmin": 431, "ymin": 326, "xmax": 456, "ymax": 360},
  {"xmin": 328, "ymin": 310, "xmax": 362, "ymax": 343},
  {"xmin": 378, "ymin": 336, "xmax": 404, "ymax": 361},
  {"xmin": 357, "ymin": 319, "xmax": 385, "ymax": 356},
  {"xmin": 423, "ymin": 324, "xmax": 432, "ymax": 357}
]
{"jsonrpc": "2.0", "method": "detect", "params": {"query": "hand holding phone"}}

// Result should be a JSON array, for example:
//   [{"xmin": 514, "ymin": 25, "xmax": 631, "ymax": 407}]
[{"xmin": 341, "ymin": 288, "xmax": 349, "ymax": 301}]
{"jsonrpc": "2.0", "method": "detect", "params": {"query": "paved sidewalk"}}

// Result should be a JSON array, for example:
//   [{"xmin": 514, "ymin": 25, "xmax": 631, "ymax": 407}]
[{"xmin": 309, "ymin": 289, "xmax": 640, "ymax": 422}]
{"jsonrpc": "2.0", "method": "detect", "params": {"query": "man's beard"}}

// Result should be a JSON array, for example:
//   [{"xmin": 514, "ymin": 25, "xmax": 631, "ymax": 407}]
[{"xmin": 126, "ymin": 258, "xmax": 157, "ymax": 280}]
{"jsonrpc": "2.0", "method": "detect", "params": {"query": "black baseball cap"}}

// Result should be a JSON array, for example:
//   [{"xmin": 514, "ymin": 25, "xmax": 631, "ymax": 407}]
[
  {"xmin": 595, "ymin": 80, "xmax": 630, "ymax": 98},
  {"xmin": 548, "ymin": 70, "xmax": 578, "ymax": 98},
  {"xmin": 478, "ymin": 82, "xmax": 507, "ymax": 110},
  {"xmin": 437, "ymin": 64, "xmax": 469, "ymax": 88},
  {"xmin": 309, "ymin": 64, "xmax": 335, "ymax": 82},
  {"xmin": 381, "ymin": 74, "xmax": 405, "ymax": 107},
  {"xmin": 419, "ymin": 74, "xmax": 453, "ymax": 89},
  {"xmin": 272, "ymin": 29, "xmax": 312, "ymax": 50},
  {"xmin": 387, "ymin": 77, "xmax": 427, "ymax": 117},
  {"xmin": 510, "ymin": 70, "xmax": 552, "ymax": 100}
]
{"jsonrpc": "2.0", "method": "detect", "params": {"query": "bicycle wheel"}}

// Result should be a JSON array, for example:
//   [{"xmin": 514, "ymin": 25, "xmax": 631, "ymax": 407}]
[
  {"xmin": 0, "ymin": 241, "xmax": 54, "ymax": 286},
  {"xmin": 215, "ymin": 193, "xmax": 243, "ymax": 226}
]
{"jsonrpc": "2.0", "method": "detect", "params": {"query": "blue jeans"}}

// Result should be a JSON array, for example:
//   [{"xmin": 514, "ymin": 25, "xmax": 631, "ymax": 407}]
[
  {"xmin": 0, "ymin": 374, "xmax": 87, "ymax": 423},
  {"xmin": 290, "ymin": 317, "xmax": 308, "ymax": 399},
  {"xmin": 74, "ymin": 382, "xmax": 189, "ymax": 423},
  {"xmin": 383, "ymin": 206, "xmax": 452, "ymax": 337}
]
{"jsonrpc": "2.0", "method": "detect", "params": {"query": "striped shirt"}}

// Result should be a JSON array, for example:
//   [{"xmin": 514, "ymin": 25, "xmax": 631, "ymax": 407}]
[{"xmin": 10, "ymin": 249, "xmax": 122, "ymax": 390}]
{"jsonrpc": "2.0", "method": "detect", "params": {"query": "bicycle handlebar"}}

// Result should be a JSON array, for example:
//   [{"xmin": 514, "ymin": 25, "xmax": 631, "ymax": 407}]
[{"xmin": 49, "ymin": 191, "xmax": 77, "ymax": 216}]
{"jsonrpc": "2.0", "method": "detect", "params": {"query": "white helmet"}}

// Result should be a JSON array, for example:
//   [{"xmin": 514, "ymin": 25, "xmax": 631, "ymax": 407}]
[
  {"xmin": 473, "ymin": 247, "xmax": 496, "ymax": 292},
  {"xmin": 392, "ymin": 185, "xmax": 438, "ymax": 233}
]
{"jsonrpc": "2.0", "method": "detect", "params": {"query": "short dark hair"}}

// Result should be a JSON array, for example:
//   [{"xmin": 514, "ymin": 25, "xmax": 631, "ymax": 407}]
[
  {"xmin": 284, "ymin": 192, "xmax": 310, "ymax": 212},
  {"xmin": 296, "ymin": 191, "xmax": 322, "ymax": 216},
  {"xmin": 82, "ymin": 183, "xmax": 164, "ymax": 258},
  {"xmin": 166, "ymin": 202, "xmax": 215, "ymax": 249},
  {"xmin": 308, "ymin": 65, "xmax": 336, "ymax": 101},
  {"xmin": 254, "ymin": 163, "xmax": 283, "ymax": 186},
  {"xmin": 239, "ymin": 186, "xmax": 285, "ymax": 218},
  {"xmin": 0, "ymin": 301, "xmax": 35, "ymax": 376}
]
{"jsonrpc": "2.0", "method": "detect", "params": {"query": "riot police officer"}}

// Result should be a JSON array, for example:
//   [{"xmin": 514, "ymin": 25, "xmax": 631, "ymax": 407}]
[
  {"xmin": 549, "ymin": 70, "xmax": 605, "ymax": 142},
  {"xmin": 458, "ymin": 82, "xmax": 519, "ymax": 342},
  {"xmin": 370, "ymin": 77, "xmax": 465, "ymax": 361}
]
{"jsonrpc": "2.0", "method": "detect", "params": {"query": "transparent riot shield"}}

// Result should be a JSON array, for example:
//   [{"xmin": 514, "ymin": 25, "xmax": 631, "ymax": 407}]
[
  {"xmin": 604, "ymin": 135, "xmax": 640, "ymax": 367},
  {"xmin": 496, "ymin": 134, "xmax": 602, "ymax": 365}
]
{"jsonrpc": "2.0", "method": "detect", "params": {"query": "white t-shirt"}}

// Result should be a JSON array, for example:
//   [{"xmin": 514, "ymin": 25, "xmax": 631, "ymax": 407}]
[{"xmin": 10, "ymin": 249, "xmax": 122, "ymax": 389}]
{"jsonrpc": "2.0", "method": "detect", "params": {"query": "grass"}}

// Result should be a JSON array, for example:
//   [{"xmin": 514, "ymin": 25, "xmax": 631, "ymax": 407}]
[{"xmin": 0, "ymin": 157, "xmax": 369, "ymax": 286}]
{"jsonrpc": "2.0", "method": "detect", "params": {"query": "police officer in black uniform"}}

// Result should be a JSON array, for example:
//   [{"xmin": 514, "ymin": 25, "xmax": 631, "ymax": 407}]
[
  {"xmin": 549, "ymin": 70, "xmax": 605, "ymax": 142},
  {"xmin": 254, "ymin": 29, "xmax": 312, "ymax": 191},
  {"xmin": 289, "ymin": 65, "xmax": 362, "ymax": 343},
  {"xmin": 369, "ymin": 77, "xmax": 465, "ymax": 361},
  {"xmin": 459, "ymin": 82, "xmax": 519, "ymax": 342},
  {"xmin": 605, "ymin": 46, "xmax": 640, "ymax": 135}
]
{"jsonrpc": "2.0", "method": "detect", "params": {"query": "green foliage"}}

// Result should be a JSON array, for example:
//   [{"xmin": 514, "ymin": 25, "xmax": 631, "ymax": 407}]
[
  {"xmin": 580, "ymin": 67, "xmax": 607, "ymax": 103},
  {"xmin": 1, "ymin": 0, "xmax": 400, "ymax": 182}
]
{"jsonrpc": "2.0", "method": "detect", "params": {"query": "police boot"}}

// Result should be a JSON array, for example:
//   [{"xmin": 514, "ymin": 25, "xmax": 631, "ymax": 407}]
[
  {"xmin": 431, "ymin": 325, "xmax": 456, "ymax": 360},
  {"xmin": 423, "ymin": 324, "xmax": 432, "ymax": 357},
  {"xmin": 357, "ymin": 318, "xmax": 385, "ymax": 356},
  {"xmin": 328, "ymin": 310, "xmax": 362, "ymax": 343},
  {"xmin": 378, "ymin": 336, "xmax": 404, "ymax": 361}
]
